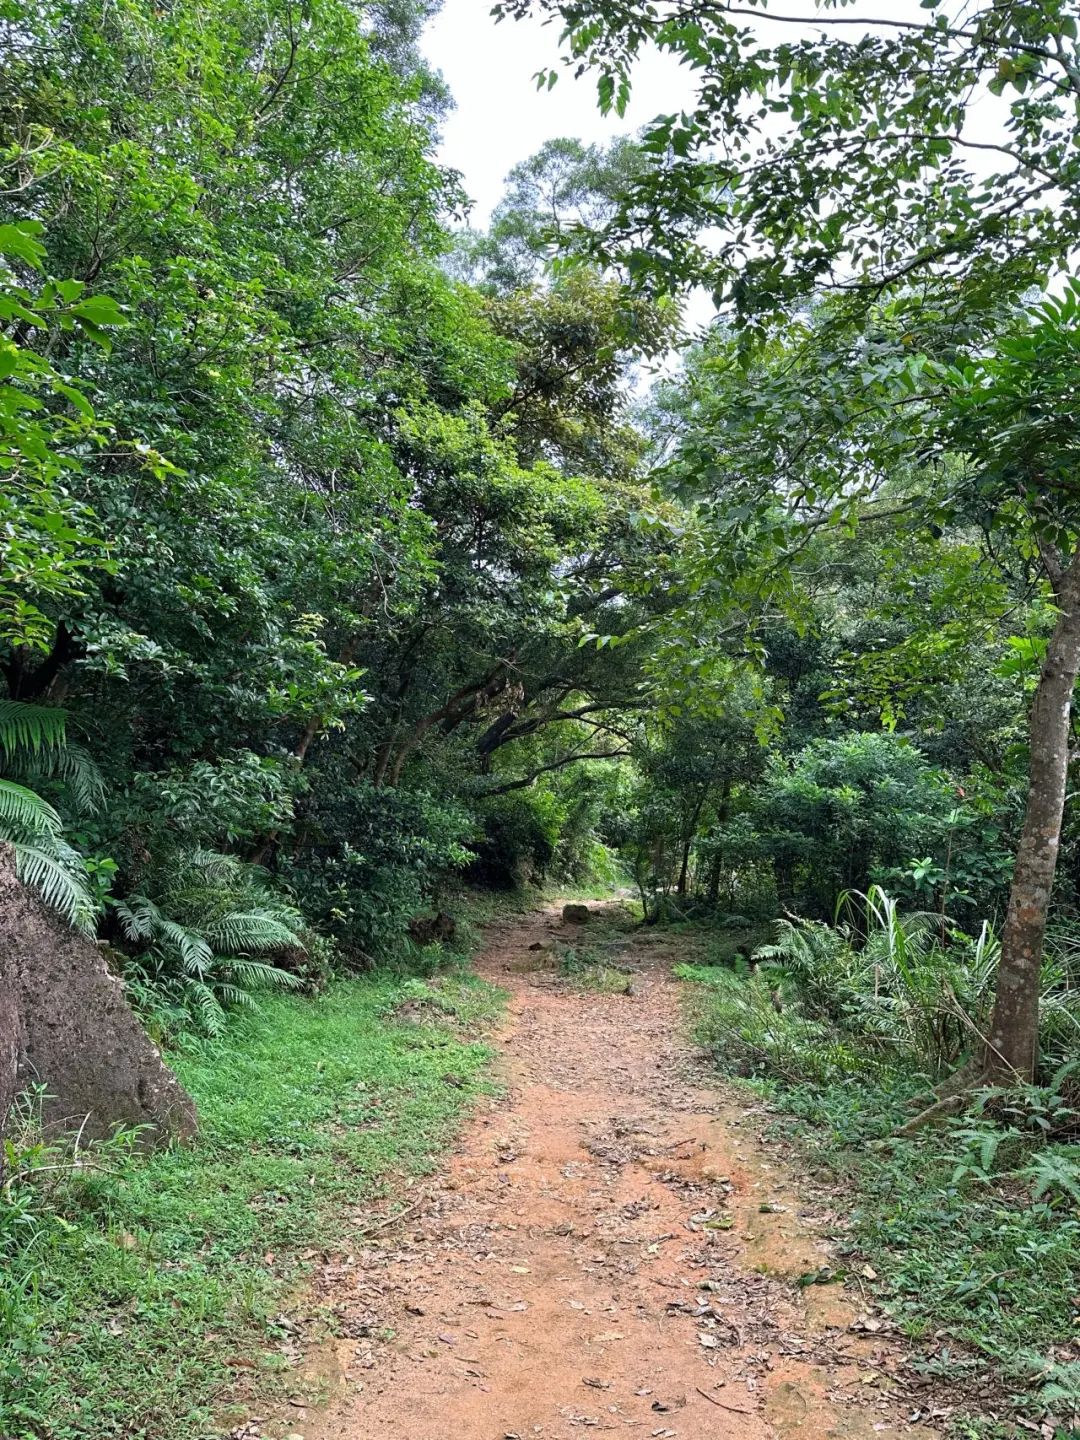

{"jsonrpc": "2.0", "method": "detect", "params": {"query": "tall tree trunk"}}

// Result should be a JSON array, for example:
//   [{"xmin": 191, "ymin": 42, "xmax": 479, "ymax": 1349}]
[
  {"xmin": 676, "ymin": 790, "xmax": 709, "ymax": 897},
  {"xmin": 676, "ymin": 838, "xmax": 693, "ymax": 898},
  {"xmin": 706, "ymin": 778, "xmax": 732, "ymax": 906},
  {"xmin": 2, "ymin": 621, "xmax": 82, "ymax": 700},
  {"xmin": 986, "ymin": 545, "xmax": 1080, "ymax": 1082}
]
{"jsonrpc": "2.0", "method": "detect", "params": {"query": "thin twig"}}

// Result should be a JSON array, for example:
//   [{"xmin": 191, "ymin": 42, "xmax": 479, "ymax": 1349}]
[
  {"xmin": 351, "ymin": 1194, "xmax": 428, "ymax": 1239},
  {"xmin": 696, "ymin": 1386, "xmax": 753, "ymax": 1414}
]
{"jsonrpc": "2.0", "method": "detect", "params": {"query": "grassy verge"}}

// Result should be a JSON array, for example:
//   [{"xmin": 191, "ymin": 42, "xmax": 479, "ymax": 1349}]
[
  {"xmin": 2, "ymin": 971, "xmax": 503, "ymax": 1440},
  {"xmin": 677, "ymin": 963, "xmax": 1080, "ymax": 1437}
]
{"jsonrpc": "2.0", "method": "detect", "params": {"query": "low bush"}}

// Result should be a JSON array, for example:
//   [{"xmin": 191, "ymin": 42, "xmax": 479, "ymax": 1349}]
[
  {"xmin": 112, "ymin": 848, "xmax": 310, "ymax": 1038},
  {"xmin": 469, "ymin": 788, "xmax": 564, "ymax": 889},
  {"xmin": 281, "ymin": 780, "xmax": 473, "ymax": 962}
]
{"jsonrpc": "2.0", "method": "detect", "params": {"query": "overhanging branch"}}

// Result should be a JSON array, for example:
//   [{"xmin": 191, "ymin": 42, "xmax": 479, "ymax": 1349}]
[{"xmin": 475, "ymin": 748, "xmax": 630, "ymax": 797}]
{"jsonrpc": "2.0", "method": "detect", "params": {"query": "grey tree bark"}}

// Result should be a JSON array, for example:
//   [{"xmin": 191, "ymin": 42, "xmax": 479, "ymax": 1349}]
[{"xmin": 986, "ymin": 544, "xmax": 1080, "ymax": 1081}]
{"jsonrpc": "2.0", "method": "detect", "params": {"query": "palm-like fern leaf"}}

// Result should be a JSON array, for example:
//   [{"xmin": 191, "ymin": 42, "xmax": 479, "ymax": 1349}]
[
  {"xmin": 114, "ymin": 895, "xmax": 159, "ymax": 942},
  {"xmin": 157, "ymin": 917, "xmax": 213, "ymax": 975},
  {"xmin": 0, "ymin": 702, "xmax": 103, "ymax": 927},
  {"xmin": 14, "ymin": 844, "xmax": 92, "ymax": 930},
  {"xmin": 219, "ymin": 958, "xmax": 302, "ymax": 990},
  {"xmin": 0, "ymin": 700, "xmax": 67, "ymax": 760},
  {"xmin": 0, "ymin": 778, "xmax": 62, "ymax": 839},
  {"xmin": 187, "ymin": 981, "xmax": 228, "ymax": 1036},
  {"xmin": 205, "ymin": 909, "xmax": 304, "ymax": 955},
  {"xmin": 49, "ymin": 742, "xmax": 105, "ymax": 814},
  {"xmin": 178, "ymin": 849, "xmax": 246, "ymax": 884},
  {"xmin": 113, "ymin": 895, "xmax": 214, "ymax": 972},
  {"xmin": 216, "ymin": 983, "xmax": 263, "ymax": 1011}
]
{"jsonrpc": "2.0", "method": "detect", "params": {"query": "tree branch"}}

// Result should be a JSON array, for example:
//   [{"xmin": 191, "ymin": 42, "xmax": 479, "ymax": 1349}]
[{"xmin": 476, "ymin": 749, "xmax": 629, "ymax": 797}]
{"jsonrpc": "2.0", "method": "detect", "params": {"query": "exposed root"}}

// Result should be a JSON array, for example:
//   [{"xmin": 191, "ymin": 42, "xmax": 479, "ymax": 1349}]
[
  {"xmin": 933, "ymin": 1056, "xmax": 989, "ymax": 1100},
  {"xmin": 891, "ymin": 1059, "xmax": 994, "ymax": 1136},
  {"xmin": 891, "ymin": 1091, "xmax": 969, "ymax": 1137}
]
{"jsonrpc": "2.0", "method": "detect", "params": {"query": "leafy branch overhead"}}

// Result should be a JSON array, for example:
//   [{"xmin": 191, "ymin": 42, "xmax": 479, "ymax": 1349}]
[{"xmin": 495, "ymin": 0, "xmax": 1080, "ymax": 321}]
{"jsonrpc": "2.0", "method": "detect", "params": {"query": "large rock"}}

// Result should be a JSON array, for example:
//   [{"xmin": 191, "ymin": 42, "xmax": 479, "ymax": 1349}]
[
  {"xmin": 0, "ymin": 986, "xmax": 19, "ymax": 1128},
  {"xmin": 0, "ymin": 845, "xmax": 196, "ymax": 1144},
  {"xmin": 562, "ymin": 903, "xmax": 591, "ymax": 925}
]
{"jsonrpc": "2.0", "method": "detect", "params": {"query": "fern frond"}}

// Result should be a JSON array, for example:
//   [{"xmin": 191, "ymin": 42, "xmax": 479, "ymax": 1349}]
[
  {"xmin": 0, "ymin": 778, "xmax": 62, "ymax": 840},
  {"xmin": 215, "ymin": 983, "xmax": 260, "ymax": 1011},
  {"xmin": 50, "ymin": 742, "xmax": 106, "ymax": 814},
  {"xmin": 14, "ymin": 843, "xmax": 93, "ymax": 930},
  {"xmin": 187, "ymin": 981, "xmax": 227, "ymax": 1036},
  {"xmin": 0, "ymin": 700, "xmax": 67, "ymax": 760},
  {"xmin": 180, "ymin": 849, "xmax": 246, "ymax": 884},
  {"xmin": 221, "ymin": 958, "xmax": 302, "ymax": 990},
  {"xmin": 113, "ymin": 895, "xmax": 159, "ymax": 942},
  {"xmin": 157, "ymin": 917, "xmax": 213, "ymax": 975},
  {"xmin": 205, "ymin": 909, "xmax": 304, "ymax": 955}
]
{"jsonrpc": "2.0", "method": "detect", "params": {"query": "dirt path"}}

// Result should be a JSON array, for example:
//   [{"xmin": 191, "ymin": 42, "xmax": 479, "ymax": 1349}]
[{"xmin": 297, "ymin": 904, "xmax": 936, "ymax": 1440}]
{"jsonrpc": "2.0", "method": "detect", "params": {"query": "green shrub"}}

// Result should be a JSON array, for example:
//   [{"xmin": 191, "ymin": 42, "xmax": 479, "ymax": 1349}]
[
  {"xmin": 469, "ymin": 788, "xmax": 564, "ymax": 888},
  {"xmin": 281, "ymin": 780, "xmax": 473, "ymax": 960},
  {"xmin": 678, "ymin": 962, "xmax": 877, "ymax": 1085},
  {"xmin": 756, "ymin": 733, "xmax": 955, "ymax": 920}
]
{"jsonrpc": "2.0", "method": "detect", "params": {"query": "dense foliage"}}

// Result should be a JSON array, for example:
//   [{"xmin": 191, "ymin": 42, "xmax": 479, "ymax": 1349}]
[
  {"xmin": 2, "ymin": 0, "xmax": 1078, "ymax": 1091},
  {"xmin": 0, "ymin": 0, "xmax": 682, "ymax": 1029},
  {"xmin": 2, "ymin": 0, "xmax": 1079, "ymax": 1093},
  {"xmin": 6, "ymin": 0, "xmax": 1080, "ymax": 1431}
]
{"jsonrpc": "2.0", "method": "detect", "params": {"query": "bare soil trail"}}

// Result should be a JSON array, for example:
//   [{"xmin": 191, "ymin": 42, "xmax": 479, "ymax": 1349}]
[{"xmin": 300, "ymin": 903, "xmax": 937, "ymax": 1440}]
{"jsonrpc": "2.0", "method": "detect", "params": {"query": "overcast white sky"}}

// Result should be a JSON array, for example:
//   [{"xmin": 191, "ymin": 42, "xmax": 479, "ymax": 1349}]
[
  {"xmin": 422, "ymin": 0, "xmax": 691, "ymax": 225},
  {"xmin": 421, "ymin": 2, "xmax": 1013, "ymax": 343},
  {"xmin": 420, "ymin": 1, "xmax": 984, "ymax": 226}
]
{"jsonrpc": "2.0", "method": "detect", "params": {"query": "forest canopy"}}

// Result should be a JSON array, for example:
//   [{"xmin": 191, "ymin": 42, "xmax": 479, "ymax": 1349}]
[{"xmin": 1, "ymin": 0, "xmax": 1078, "ymax": 1077}]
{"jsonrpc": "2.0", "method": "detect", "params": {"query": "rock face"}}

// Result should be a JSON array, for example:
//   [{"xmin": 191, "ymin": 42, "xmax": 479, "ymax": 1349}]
[
  {"xmin": 0, "ymin": 845, "xmax": 197, "ymax": 1144},
  {"xmin": 561, "ymin": 903, "xmax": 591, "ymax": 924},
  {"xmin": 0, "ymin": 986, "xmax": 19, "ymax": 1128}
]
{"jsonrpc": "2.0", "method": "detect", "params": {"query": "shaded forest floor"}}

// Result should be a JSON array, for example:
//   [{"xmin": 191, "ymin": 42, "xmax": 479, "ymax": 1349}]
[{"xmin": 251, "ymin": 903, "xmax": 949, "ymax": 1440}]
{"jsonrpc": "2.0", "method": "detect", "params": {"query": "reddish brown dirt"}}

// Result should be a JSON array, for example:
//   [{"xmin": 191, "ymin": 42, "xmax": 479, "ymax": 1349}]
[{"xmin": 287, "ymin": 904, "xmax": 937, "ymax": 1440}]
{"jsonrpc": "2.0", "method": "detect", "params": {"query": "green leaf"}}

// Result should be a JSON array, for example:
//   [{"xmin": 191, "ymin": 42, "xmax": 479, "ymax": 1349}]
[
  {"xmin": 0, "ymin": 222, "xmax": 46, "ymax": 269},
  {"xmin": 70, "ymin": 294, "xmax": 125, "ymax": 327}
]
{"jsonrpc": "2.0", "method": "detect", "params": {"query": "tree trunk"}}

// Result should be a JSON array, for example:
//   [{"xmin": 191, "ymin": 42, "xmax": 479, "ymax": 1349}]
[
  {"xmin": 676, "ymin": 790, "xmax": 709, "ymax": 898},
  {"xmin": 2, "ymin": 621, "xmax": 83, "ymax": 701},
  {"xmin": 986, "ymin": 545, "xmax": 1080, "ymax": 1082},
  {"xmin": 676, "ymin": 838, "xmax": 692, "ymax": 898},
  {"xmin": 381, "ymin": 665, "xmax": 510, "ymax": 788},
  {"xmin": 706, "ymin": 778, "xmax": 732, "ymax": 906}
]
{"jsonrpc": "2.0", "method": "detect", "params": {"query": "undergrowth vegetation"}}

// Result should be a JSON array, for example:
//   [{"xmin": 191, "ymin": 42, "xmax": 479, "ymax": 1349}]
[{"xmin": 678, "ymin": 892, "xmax": 1080, "ymax": 1429}]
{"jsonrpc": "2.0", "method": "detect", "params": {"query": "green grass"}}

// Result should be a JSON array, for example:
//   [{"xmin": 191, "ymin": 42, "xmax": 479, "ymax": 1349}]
[
  {"xmin": 557, "ymin": 944, "xmax": 634, "ymax": 994},
  {"xmin": 677, "ymin": 963, "xmax": 1080, "ymax": 1433},
  {"xmin": 2, "ymin": 972, "xmax": 503, "ymax": 1440}
]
